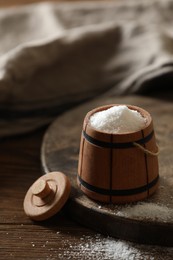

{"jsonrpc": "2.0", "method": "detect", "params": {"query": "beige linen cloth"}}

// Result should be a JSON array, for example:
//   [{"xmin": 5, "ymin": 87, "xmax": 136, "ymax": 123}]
[{"xmin": 0, "ymin": 0, "xmax": 173, "ymax": 137}]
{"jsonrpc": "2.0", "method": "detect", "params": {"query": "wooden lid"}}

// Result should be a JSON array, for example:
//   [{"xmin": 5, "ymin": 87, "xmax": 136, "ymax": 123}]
[{"xmin": 23, "ymin": 172, "xmax": 71, "ymax": 221}]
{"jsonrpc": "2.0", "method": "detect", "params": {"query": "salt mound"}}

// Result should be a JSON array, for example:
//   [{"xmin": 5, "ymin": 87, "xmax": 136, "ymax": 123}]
[{"xmin": 89, "ymin": 105, "xmax": 147, "ymax": 134}]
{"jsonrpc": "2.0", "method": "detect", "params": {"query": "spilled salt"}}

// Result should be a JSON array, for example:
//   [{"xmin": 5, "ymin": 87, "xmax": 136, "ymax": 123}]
[
  {"xmin": 115, "ymin": 202, "xmax": 173, "ymax": 222},
  {"xmin": 59, "ymin": 233, "xmax": 173, "ymax": 259},
  {"xmin": 89, "ymin": 105, "xmax": 147, "ymax": 134}
]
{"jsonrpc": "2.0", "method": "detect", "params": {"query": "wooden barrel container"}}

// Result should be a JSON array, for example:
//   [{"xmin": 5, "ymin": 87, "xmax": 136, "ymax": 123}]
[{"xmin": 77, "ymin": 104, "xmax": 159, "ymax": 204}]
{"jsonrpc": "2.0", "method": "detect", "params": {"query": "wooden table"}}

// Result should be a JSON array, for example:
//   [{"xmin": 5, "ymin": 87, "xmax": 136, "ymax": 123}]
[
  {"xmin": 0, "ymin": 129, "xmax": 104, "ymax": 259},
  {"xmin": 1, "ymin": 96, "xmax": 173, "ymax": 259}
]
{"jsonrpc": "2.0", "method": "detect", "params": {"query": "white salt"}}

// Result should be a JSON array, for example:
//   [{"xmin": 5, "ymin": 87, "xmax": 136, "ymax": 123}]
[
  {"xmin": 60, "ymin": 233, "xmax": 173, "ymax": 259},
  {"xmin": 116, "ymin": 202, "xmax": 173, "ymax": 222},
  {"xmin": 89, "ymin": 105, "xmax": 147, "ymax": 134}
]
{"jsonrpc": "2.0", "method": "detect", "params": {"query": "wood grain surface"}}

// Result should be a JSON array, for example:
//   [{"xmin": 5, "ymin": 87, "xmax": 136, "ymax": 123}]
[
  {"xmin": 0, "ymin": 130, "xmax": 107, "ymax": 260},
  {"xmin": 41, "ymin": 94, "xmax": 173, "ymax": 249},
  {"xmin": 1, "ymin": 97, "xmax": 173, "ymax": 259}
]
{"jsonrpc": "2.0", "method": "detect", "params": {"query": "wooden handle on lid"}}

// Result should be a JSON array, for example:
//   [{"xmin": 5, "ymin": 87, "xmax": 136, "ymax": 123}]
[{"xmin": 31, "ymin": 179, "xmax": 52, "ymax": 199}]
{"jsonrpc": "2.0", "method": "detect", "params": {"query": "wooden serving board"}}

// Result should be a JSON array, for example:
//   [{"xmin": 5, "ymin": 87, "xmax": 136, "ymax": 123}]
[{"xmin": 41, "ymin": 95, "xmax": 173, "ymax": 247}]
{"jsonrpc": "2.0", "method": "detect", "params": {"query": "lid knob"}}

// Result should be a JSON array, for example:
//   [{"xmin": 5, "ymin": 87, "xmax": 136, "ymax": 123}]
[{"xmin": 31, "ymin": 179, "xmax": 52, "ymax": 199}]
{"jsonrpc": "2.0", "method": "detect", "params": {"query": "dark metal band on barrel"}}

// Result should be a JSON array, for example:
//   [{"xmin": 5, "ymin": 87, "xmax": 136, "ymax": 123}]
[
  {"xmin": 78, "ymin": 174, "xmax": 159, "ymax": 196},
  {"xmin": 83, "ymin": 130, "xmax": 154, "ymax": 148}
]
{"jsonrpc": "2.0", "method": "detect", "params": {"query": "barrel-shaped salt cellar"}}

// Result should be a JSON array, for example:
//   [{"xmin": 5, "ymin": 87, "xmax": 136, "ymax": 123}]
[{"xmin": 77, "ymin": 104, "xmax": 159, "ymax": 204}]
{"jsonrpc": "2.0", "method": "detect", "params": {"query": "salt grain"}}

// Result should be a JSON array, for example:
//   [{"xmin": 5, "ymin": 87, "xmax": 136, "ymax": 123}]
[
  {"xmin": 90, "ymin": 105, "xmax": 147, "ymax": 134},
  {"xmin": 60, "ymin": 234, "xmax": 173, "ymax": 259},
  {"xmin": 116, "ymin": 202, "xmax": 173, "ymax": 222}
]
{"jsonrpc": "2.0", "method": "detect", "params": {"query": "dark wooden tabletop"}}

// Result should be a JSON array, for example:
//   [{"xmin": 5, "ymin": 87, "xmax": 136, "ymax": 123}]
[
  {"xmin": 0, "ymin": 128, "xmax": 104, "ymax": 259},
  {"xmin": 0, "ymin": 109, "xmax": 172, "ymax": 260},
  {"xmin": 1, "ymin": 100, "xmax": 173, "ymax": 259}
]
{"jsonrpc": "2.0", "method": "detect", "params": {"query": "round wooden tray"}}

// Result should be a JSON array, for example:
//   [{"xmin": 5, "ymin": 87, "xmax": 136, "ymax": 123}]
[{"xmin": 41, "ymin": 95, "xmax": 173, "ymax": 247}]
